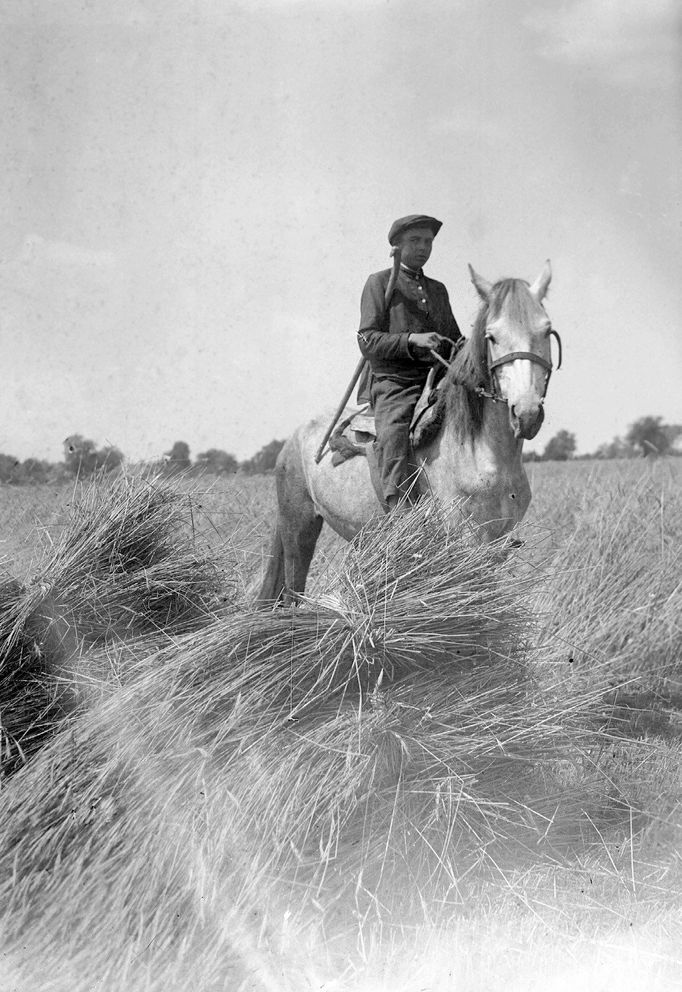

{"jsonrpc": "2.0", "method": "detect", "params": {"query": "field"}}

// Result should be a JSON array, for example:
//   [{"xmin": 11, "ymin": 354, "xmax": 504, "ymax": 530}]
[{"xmin": 0, "ymin": 458, "xmax": 680, "ymax": 992}]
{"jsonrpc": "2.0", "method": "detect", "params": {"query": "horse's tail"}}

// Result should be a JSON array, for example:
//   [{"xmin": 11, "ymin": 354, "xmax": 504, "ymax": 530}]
[{"xmin": 254, "ymin": 523, "xmax": 286, "ymax": 608}]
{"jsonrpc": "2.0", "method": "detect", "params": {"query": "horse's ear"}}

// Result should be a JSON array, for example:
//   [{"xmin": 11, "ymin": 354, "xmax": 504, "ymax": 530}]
[
  {"xmin": 469, "ymin": 264, "xmax": 492, "ymax": 302},
  {"xmin": 530, "ymin": 260, "xmax": 552, "ymax": 301}
]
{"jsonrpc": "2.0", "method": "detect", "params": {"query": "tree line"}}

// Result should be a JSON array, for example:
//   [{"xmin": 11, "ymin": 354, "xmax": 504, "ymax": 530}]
[
  {"xmin": 0, "ymin": 415, "xmax": 679, "ymax": 484},
  {"xmin": 161, "ymin": 439, "xmax": 286, "ymax": 476},
  {"xmin": 525, "ymin": 416, "xmax": 682, "ymax": 463},
  {"xmin": 0, "ymin": 436, "xmax": 286, "ymax": 485}
]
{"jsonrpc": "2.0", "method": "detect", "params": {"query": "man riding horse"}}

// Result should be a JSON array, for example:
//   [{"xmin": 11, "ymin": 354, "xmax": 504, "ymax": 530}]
[{"xmin": 356, "ymin": 215, "xmax": 463, "ymax": 510}]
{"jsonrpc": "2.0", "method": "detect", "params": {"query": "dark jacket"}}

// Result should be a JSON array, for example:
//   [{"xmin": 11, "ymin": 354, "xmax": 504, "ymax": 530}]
[{"xmin": 357, "ymin": 266, "xmax": 462, "ymax": 378}]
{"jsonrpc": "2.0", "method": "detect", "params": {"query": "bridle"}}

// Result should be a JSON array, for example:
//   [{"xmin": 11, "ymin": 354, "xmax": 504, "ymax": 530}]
[
  {"xmin": 431, "ymin": 328, "xmax": 562, "ymax": 404},
  {"xmin": 476, "ymin": 328, "xmax": 563, "ymax": 404}
]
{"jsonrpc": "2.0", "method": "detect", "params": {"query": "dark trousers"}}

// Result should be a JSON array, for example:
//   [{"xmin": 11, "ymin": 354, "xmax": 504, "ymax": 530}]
[{"xmin": 370, "ymin": 374, "xmax": 427, "ymax": 500}]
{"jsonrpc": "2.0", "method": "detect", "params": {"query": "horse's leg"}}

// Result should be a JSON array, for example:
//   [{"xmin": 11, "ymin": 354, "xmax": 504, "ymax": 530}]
[
  {"xmin": 255, "ymin": 523, "xmax": 287, "ymax": 606},
  {"xmin": 281, "ymin": 509, "xmax": 323, "ymax": 602},
  {"xmin": 277, "ymin": 439, "xmax": 323, "ymax": 603},
  {"xmin": 255, "ymin": 434, "xmax": 323, "ymax": 607}
]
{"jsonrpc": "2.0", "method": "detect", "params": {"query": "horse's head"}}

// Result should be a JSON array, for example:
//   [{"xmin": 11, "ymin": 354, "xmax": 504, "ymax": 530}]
[{"xmin": 469, "ymin": 261, "xmax": 557, "ymax": 440}]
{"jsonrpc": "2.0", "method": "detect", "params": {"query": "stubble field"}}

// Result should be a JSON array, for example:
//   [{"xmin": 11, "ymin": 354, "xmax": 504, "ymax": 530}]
[{"xmin": 0, "ymin": 457, "xmax": 680, "ymax": 992}]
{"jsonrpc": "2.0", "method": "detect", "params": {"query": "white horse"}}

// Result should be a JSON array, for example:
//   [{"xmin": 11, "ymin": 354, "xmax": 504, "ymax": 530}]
[{"xmin": 258, "ymin": 262, "xmax": 560, "ymax": 604}]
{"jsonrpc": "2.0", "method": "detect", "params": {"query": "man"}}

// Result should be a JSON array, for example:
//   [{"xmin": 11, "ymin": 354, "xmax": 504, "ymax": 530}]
[{"xmin": 357, "ymin": 214, "xmax": 463, "ymax": 510}]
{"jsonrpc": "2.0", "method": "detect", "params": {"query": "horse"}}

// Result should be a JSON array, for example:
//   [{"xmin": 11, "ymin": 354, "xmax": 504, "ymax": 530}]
[{"xmin": 257, "ymin": 261, "xmax": 560, "ymax": 605}]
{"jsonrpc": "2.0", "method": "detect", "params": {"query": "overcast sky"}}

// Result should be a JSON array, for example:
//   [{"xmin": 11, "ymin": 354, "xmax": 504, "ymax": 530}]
[{"xmin": 0, "ymin": 0, "xmax": 679, "ymax": 463}]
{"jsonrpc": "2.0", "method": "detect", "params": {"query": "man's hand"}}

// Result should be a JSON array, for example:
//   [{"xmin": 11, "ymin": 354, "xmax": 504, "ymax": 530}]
[{"xmin": 408, "ymin": 331, "xmax": 446, "ymax": 351}]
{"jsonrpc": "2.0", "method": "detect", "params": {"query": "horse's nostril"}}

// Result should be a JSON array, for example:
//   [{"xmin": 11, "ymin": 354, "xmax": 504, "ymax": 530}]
[{"xmin": 510, "ymin": 404, "xmax": 516, "ymax": 419}]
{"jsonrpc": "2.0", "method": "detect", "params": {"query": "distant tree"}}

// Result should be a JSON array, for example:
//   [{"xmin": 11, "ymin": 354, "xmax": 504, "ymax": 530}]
[
  {"xmin": 592, "ymin": 436, "xmax": 636, "ymax": 460},
  {"xmin": 541, "ymin": 430, "xmax": 576, "ymax": 462},
  {"xmin": 96, "ymin": 445, "xmax": 124, "ymax": 473},
  {"xmin": 522, "ymin": 450, "xmax": 541, "ymax": 463},
  {"xmin": 64, "ymin": 436, "xmax": 124, "ymax": 476},
  {"xmin": 241, "ymin": 439, "xmax": 285, "ymax": 475},
  {"xmin": 164, "ymin": 441, "xmax": 191, "ymax": 473},
  {"xmin": 626, "ymin": 416, "xmax": 671, "ymax": 457},
  {"xmin": 662, "ymin": 424, "xmax": 682, "ymax": 455},
  {"xmin": 0, "ymin": 453, "xmax": 22, "ymax": 483},
  {"xmin": 21, "ymin": 458, "xmax": 52, "ymax": 484},
  {"xmin": 195, "ymin": 449, "xmax": 239, "ymax": 475},
  {"xmin": 64, "ymin": 435, "xmax": 99, "ymax": 475}
]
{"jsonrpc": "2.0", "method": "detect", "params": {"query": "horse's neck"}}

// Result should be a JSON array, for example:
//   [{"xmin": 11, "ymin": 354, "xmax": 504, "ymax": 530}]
[
  {"xmin": 476, "ymin": 399, "xmax": 524, "ymax": 460},
  {"xmin": 429, "ymin": 393, "xmax": 524, "ymax": 477},
  {"xmin": 424, "ymin": 396, "xmax": 529, "ymax": 540}
]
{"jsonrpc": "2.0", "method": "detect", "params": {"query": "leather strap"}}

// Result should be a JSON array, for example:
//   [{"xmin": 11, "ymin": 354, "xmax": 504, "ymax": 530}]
[{"xmin": 489, "ymin": 351, "xmax": 553, "ymax": 372}]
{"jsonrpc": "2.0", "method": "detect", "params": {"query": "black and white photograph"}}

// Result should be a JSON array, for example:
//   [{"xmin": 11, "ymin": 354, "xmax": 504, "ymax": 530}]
[{"xmin": 0, "ymin": 2, "xmax": 680, "ymax": 990}]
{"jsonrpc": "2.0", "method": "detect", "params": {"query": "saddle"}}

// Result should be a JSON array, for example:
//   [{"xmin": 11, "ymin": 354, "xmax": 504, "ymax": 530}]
[{"xmin": 328, "ymin": 368, "xmax": 445, "ymax": 467}]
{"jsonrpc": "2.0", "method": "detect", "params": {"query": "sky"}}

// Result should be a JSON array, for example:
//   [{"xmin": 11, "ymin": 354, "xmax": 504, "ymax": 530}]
[{"xmin": 0, "ymin": 0, "xmax": 680, "ymax": 463}]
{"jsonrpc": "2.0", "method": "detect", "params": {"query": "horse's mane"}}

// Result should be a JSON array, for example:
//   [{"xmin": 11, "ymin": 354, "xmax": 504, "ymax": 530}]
[{"xmin": 431, "ymin": 279, "xmax": 532, "ymax": 441}]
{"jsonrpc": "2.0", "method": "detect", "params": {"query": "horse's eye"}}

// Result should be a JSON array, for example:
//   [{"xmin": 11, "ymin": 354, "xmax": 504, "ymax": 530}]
[{"xmin": 486, "ymin": 333, "xmax": 496, "ymax": 345}]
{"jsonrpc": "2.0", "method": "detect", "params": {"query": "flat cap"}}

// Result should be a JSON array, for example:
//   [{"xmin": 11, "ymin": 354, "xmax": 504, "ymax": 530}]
[{"xmin": 388, "ymin": 214, "xmax": 442, "ymax": 245}]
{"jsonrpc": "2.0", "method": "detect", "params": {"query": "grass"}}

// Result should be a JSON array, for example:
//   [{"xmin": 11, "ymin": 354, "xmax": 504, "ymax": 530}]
[
  {"xmin": 0, "ymin": 471, "xmax": 235, "ymax": 775},
  {"xmin": 0, "ymin": 458, "xmax": 680, "ymax": 991},
  {"xmin": 520, "ymin": 459, "xmax": 682, "ymax": 726}
]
